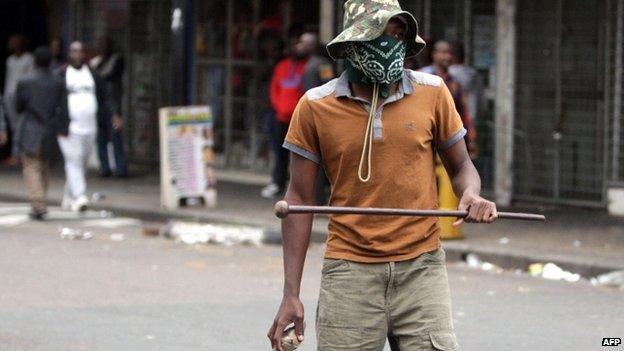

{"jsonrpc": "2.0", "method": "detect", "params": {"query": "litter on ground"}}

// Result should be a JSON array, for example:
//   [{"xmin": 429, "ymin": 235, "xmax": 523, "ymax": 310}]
[{"xmin": 163, "ymin": 221, "xmax": 264, "ymax": 247}]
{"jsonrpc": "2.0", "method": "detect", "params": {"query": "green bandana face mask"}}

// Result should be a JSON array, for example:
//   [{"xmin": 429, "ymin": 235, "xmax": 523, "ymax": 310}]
[{"xmin": 345, "ymin": 35, "xmax": 407, "ymax": 98}]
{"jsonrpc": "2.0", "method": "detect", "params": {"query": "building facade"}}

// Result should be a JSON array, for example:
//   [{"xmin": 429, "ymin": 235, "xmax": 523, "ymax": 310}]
[{"xmin": 29, "ymin": 0, "xmax": 624, "ymax": 208}]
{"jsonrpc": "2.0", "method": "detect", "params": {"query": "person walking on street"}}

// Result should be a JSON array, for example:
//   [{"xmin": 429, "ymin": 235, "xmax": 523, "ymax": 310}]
[
  {"xmin": 421, "ymin": 40, "xmax": 476, "ymax": 158},
  {"xmin": 14, "ymin": 46, "xmax": 67, "ymax": 219},
  {"xmin": 0, "ymin": 95, "xmax": 7, "ymax": 148},
  {"xmin": 268, "ymin": 1, "xmax": 497, "ymax": 350},
  {"xmin": 57, "ymin": 41, "xmax": 113, "ymax": 212},
  {"xmin": 3, "ymin": 34, "xmax": 34, "ymax": 162},
  {"xmin": 449, "ymin": 43, "xmax": 485, "ymax": 130},
  {"xmin": 261, "ymin": 35, "xmax": 311, "ymax": 198},
  {"xmin": 90, "ymin": 36, "xmax": 128, "ymax": 178}
]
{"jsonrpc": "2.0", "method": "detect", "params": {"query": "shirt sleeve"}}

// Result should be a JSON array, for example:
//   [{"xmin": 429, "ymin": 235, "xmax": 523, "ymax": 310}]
[
  {"xmin": 434, "ymin": 82, "xmax": 467, "ymax": 151},
  {"xmin": 282, "ymin": 95, "xmax": 321, "ymax": 163}
]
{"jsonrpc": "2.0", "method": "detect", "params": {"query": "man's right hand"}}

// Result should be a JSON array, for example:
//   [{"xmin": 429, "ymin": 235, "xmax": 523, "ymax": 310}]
[
  {"xmin": 0, "ymin": 131, "xmax": 7, "ymax": 146},
  {"xmin": 268, "ymin": 295, "xmax": 305, "ymax": 351}
]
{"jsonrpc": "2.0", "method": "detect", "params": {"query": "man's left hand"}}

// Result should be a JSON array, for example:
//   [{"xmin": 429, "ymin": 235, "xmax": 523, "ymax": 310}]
[
  {"xmin": 0, "ymin": 131, "xmax": 7, "ymax": 146},
  {"xmin": 112, "ymin": 115, "xmax": 123, "ymax": 131},
  {"xmin": 453, "ymin": 191, "xmax": 498, "ymax": 226}
]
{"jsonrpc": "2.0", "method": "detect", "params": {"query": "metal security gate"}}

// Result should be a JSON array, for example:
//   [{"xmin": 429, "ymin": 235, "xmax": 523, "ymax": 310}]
[
  {"xmin": 193, "ymin": 0, "xmax": 321, "ymax": 172},
  {"xmin": 514, "ymin": 0, "xmax": 612, "ymax": 206},
  {"xmin": 606, "ymin": 0, "xmax": 624, "ymax": 187}
]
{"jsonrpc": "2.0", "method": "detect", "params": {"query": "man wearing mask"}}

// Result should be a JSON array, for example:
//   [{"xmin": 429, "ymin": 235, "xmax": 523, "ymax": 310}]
[
  {"xmin": 261, "ymin": 33, "xmax": 310, "ymax": 199},
  {"xmin": 268, "ymin": 1, "xmax": 497, "ymax": 350},
  {"xmin": 57, "ymin": 41, "xmax": 113, "ymax": 212},
  {"xmin": 4, "ymin": 34, "xmax": 34, "ymax": 162},
  {"xmin": 14, "ymin": 46, "xmax": 66, "ymax": 219}
]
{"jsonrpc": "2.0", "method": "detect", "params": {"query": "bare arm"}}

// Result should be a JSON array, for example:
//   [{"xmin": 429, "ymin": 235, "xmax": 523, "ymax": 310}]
[
  {"xmin": 439, "ymin": 140, "xmax": 497, "ymax": 225},
  {"xmin": 268, "ymin": 153, "xmax": 318, "ymax": 351}
]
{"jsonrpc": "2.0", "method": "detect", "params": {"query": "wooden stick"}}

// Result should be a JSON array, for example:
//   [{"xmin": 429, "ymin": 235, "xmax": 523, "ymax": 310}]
[{"xmin": 274, "ymin": 201, "xmax": 545, "ymax": 221}]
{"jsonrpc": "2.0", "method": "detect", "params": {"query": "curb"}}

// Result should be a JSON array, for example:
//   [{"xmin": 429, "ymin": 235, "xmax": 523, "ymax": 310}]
[{"xmin": 1, "ymin": 192, "xmax": 621, "ymax": 278}]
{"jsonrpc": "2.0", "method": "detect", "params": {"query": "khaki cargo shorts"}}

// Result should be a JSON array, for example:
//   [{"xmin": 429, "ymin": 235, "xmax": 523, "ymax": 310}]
[{"xmin": 316, "ymin": 249, "xmax": 458, "ymax": 350}]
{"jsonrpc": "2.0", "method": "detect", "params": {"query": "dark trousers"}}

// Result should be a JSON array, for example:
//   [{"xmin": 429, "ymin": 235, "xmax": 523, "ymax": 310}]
[
  {"xmin": 272, "ymin": 120, "xmax": 290, "ymax": 188},
  {"xmin": 97, "ymin": 127, "xmax": 128, "ymax": 176}
]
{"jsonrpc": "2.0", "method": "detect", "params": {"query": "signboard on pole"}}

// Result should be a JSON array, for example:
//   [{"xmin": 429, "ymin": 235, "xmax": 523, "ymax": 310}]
[{"xmin": 160, "ymin": 105, "xmax": 217, "ymax": 210}]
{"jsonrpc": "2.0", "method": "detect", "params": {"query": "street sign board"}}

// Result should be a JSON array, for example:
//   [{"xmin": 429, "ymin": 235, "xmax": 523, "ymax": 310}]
[{"xmin": 159, "ymin": 105, "xmax": 217, "ymax": 210}]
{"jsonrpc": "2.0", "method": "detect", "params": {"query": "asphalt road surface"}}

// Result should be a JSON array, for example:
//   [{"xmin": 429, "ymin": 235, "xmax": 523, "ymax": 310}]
[{"xmin": 0, "ymin": 202, "xmax": 622, "ymax": 351}]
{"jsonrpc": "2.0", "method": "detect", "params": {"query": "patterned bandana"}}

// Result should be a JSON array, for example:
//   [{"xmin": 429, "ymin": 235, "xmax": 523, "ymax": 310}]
[{"xmin": 345, "ymin": 35, "xmax": 407, "ymax": 98}]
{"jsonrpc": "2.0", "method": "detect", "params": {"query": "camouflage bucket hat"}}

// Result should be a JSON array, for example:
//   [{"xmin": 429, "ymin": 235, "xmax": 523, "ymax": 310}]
[{"xmin": 327, "ymin": 0, "xmax": 426, "ymax": 60}]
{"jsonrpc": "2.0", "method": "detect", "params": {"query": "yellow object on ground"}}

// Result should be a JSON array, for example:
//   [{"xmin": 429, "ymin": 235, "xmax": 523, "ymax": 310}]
[{"xmin": 435, "ymin": 160, "xmax": 463, "ymax": 239}]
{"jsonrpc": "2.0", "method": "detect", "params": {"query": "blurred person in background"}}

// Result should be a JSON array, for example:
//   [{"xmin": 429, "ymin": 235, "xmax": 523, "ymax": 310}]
[
  {"xmin": 0, "ymin": 95, "xmax": 6, "ymax": 148},
  {"xmin": 57, "ymin": 41, "xmax": 113, "ymax": 212},
  {"xmin": 449, "ymin": 42, "xmax": 485, "ymax": 131},
  {"xmin": 258, "ymin": 30, "xmax": 285, "ymax": 172},
  {"xmin": 300, "ymin": 32, "xmax": 334, "ymax": 92},
  {"xmin": 49, "ymin": 37, "xmax": 66, "ymax": 73},
  {"xmin": 90, "ymin": 36, "xmax": 127, "ymax": 178},
  {"xmin": 14, "ymin": 46, "xmax": 66, "ymax": 219},
  {"xmin": 421, "ymin": 40, "xmax": 476, "ymax": 158},
  {"xmin": 261, "ymin": 31, "xmax": 312, "ymax": 198},
  {"xmin": 299, "ymin": 32, "xmax": 335, "ymax": 205},
  {"xmin": 3, "ymin": 34, "xmax": 34, "ymax": 163}
]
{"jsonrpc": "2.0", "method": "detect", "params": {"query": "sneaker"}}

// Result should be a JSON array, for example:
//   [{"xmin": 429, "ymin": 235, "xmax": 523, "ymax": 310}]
[
  {"xmin": 71, "ymin": 196, "xmax": 89, "ymax": 212},
  {"xmin": 261, "ymin": 183, "xmax": 282, "ymax": 198}
]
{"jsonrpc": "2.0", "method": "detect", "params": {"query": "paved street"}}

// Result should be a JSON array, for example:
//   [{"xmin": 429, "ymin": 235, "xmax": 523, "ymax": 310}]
[{"xmin": 0, "ymin": 202, "xmax": 622, "ymax": 351}]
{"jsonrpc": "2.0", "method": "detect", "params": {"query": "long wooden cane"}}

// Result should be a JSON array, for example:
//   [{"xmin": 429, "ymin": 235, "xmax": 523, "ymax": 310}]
[{"xmin": 274, "ymin": 201, "xmax": 545, "ymax": 221}]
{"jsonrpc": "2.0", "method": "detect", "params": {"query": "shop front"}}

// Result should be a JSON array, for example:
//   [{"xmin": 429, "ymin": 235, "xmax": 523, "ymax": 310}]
[{"xmin": 192, "ymin": 0, "xmax": 498, "ymax": 188}]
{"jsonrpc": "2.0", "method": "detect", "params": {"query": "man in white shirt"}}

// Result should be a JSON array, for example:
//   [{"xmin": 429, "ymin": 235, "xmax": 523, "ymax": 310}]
[
  {"xmin": 3, "ymin": 34, "xmax": 34, "ymax": 160},
  {"xmin": 58, "ymin": 41, "xmax": 113, "ymax": 212}
]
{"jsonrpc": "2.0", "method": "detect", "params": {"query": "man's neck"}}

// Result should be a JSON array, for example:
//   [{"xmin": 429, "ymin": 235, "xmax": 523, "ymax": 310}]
[
  {"xmin": 350, "ymin": 82, "xmax": 398, "ymax": 103},
  {"xmin": 433, "ymin": 63, "xmax": 448, "ymax": 74},
  {"xmin": 70, "ymin": 63, "xmax": 84, "ymax": 70}
]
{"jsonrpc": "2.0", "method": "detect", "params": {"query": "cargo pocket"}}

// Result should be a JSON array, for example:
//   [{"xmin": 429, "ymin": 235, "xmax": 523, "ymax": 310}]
[
  {"xmin": 317, "ymin": 326, "xmax": 363, "ymax": 350},
  {"xmin": 429, "ymin": 331, "xmax": 459, "ymax": 351}
]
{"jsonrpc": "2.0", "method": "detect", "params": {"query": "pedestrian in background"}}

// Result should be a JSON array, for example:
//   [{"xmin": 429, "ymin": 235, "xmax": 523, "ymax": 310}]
[
  {"xmin": 57, "ymin": 41, "xmax": 113, "ymax": 212},
  {"xmin": 49, "ymin": 37, "xmax": 66, "ymax": 73},
  {"xmin": 14, "ymin": 46, "xmax": 66, "ymax": 219},
  {"xmin": 449, "ymin": 43, "xmax": 485, "ymax": 130},
  {"xmin": 0, "ymin": 95, "xmax": 7, "ymax": 147},
  {"xmin": 300, "ymin": 32, "xmax": 334, "ymax": 92},
  {"xmin": 90, "ymin": 36, "xmax": 128, "ymax": 178},
  {"xmin": 257, "ymin": 29, "xmax": 285, "ymax": 173},
  {"xmin": 3, "ymin": 34, "xmax": 34, "ymax": 163},
  {"xmin": 421, "ymin": 40, "xmax": 476, "ymax": 158},
  {"xmin": 298, "ymin": 32, "xmax": 335, "ymax": 205},
  {"xmin": 261, "ymin": 33, "xmax": 312, "ymax": 198}
]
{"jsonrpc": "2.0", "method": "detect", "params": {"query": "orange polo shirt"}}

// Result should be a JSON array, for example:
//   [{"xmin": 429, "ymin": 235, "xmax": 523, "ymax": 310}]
[{"xmin": 284, "ymin": 69, "xmax": 466, "ymax": 263}]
